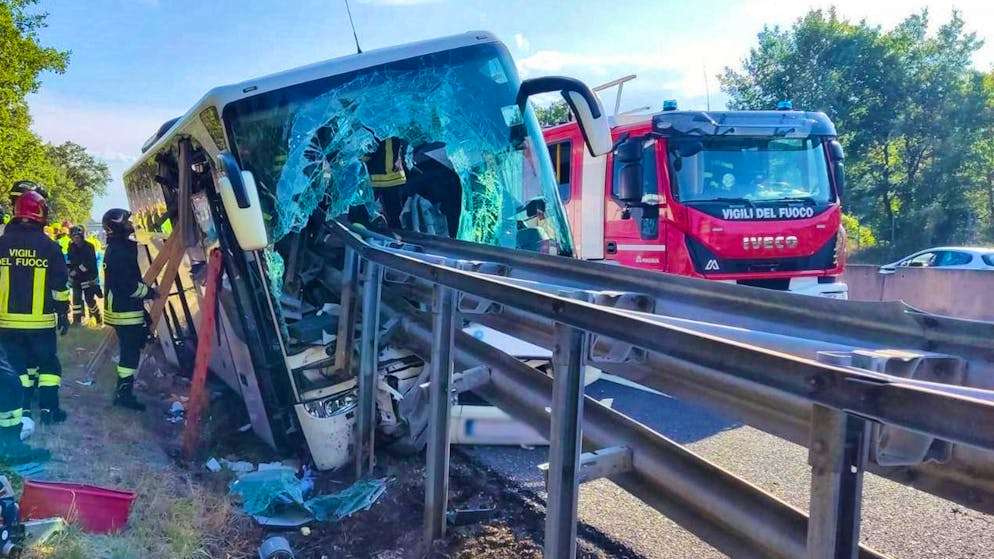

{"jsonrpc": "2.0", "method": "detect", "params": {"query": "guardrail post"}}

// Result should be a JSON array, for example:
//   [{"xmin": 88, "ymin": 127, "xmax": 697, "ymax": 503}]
[
  {"xmin": 806, "ymin": 404, "xmax": 870, "ymax": 559},
  {"xmin": 334, "ymin": 247, "xmax": 358, "ymax": 375},
  {"xmin": 544, "ymin": 323, "xmax": 587, "ymax": 559},
  {"xmin": 355, "ymin": 258, "xmax": 382, "ymax": 479},
  {"xmin": 424, "ymin": 285, "xmax": 457, "ymax": 544}
]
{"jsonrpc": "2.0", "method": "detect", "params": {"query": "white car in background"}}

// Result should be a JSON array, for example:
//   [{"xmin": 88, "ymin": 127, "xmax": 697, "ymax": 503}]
[{"xmin": 879, "ymin": 246, "xmax": 994, "ymax": 273}]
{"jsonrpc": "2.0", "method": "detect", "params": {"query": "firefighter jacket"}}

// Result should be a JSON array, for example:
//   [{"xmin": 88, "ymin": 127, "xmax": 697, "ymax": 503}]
[
  {"xmin": 0, "ymin": 222, "xmax": 70, "ymax": 329},
  {"xmin": 365, "ymin": 137, "xmax": 408, "ymax": 188},
  {"xmin": 103, "ymin": 235, "xmax": 151, "ymax": 326},
  {"xmin": 67, "ymin": 240, "xmax": 98, "ymax": 284}
]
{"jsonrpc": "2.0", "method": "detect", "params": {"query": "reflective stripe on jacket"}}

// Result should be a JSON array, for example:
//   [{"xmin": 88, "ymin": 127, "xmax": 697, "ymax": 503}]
[
  {"xmin": 103, "ymin": 235, "xmax": 148, "ymax": 326},
  {"xmin": 0, "ymin": 223, "xmax": 70, "ymax": 329}
]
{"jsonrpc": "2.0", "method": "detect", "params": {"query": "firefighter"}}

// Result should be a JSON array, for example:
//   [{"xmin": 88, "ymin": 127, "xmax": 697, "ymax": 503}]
[
  {"xmin": 67, "ymin": 225, "xmax": 103, "ymax": 326},
  {"xmin": 0, "ymin": 190, "xmax": 70, "ymax": 429},
  {"xmin": 7, "ymin": 182, "xmax": 51, "ymax": 403},
  {"xmin": 365, "ymin": 136, "xmax": 409, "ymax": 229},
  {"xmin": 102, "ymin": 208, "xmax": 155, "ymax": 411}
]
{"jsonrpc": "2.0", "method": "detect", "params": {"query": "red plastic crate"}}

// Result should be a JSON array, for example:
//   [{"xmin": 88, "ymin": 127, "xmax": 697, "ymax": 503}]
[{"xmin": 19, "ymin": 479, "xmax": 136, "ymax": 533}]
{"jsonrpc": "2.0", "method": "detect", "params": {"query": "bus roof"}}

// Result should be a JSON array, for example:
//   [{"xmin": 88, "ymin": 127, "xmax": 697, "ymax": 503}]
[{"xmin": 127, "ymin": 31, "xmax": 500, "ymax": 175}]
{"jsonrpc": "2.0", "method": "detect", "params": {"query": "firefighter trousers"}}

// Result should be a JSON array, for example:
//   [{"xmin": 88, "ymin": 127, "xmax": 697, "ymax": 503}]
[
  {"xmin": 0, "ymin": 328, "xmax": 61, "ymax": 414},
  {"xmin": 71, "ymin": 281, "xmax": 102, "ymax": 323},
  {"xmin": 0, "ymin": 346, "xmax": 23, "ymax": 438},
  {"xmin": 113, "ymin": 324, "xmax": 146, "ymax": 380}
]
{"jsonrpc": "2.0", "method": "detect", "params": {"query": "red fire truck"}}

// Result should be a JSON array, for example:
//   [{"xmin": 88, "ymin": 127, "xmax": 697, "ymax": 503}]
[{"xmin": 544, "ymin": 86, "xmax": 848, "ymax": 298}]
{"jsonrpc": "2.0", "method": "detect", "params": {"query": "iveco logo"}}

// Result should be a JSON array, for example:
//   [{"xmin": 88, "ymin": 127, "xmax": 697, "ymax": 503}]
[{"xmin": 742, "ymin": 235, "xmax": 799, "ymax": 250}]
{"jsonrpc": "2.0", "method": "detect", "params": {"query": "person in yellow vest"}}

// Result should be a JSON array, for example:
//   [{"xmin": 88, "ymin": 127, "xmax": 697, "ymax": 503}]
[{"xmin": 56, "ymin": 227, "xmax": 70, "ymax": 261}]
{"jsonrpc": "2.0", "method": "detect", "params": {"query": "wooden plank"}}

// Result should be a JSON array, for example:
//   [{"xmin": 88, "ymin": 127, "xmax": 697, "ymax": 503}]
[{"xmin": 181, "ymin": 248, "xmax": 223, "ymax": 459}]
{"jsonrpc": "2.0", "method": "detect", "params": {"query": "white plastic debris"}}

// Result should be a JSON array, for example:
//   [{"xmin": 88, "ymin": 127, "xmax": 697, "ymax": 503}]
[
  {"xmin": 220, "ymin": 459, "xmax": 255, "ymax": 475},
  {"xmin": 257, "ymin": 461, "xmax": 285, "ymax": 472},
  {"xmin": 238, "ymin": 423, "xmax": 253, "ymax": 432},
  {"xmin": 205, "ymin": 458, "xmax": 222, "ymax": 473},
  {"xmin": 20, "ymin": 416, "xmax": 35, "ymax": 440},
  {"xmin": 170, "ymin": 401, "xmax": 185, "ymax": 413}
]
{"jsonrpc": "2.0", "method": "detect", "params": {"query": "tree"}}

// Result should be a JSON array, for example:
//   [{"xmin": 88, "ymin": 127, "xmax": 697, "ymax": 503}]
[
  {"xmin": 720, "ymin": 9, "xmax": 987, "ymax": 258},
  {"xmin": 535, "ymin": 100, "xmax": 571, "ymax": 128},
  {"xmin": 45, "ymin": 142, "xmax": 110, "ymax": 224},
  {"xmin": 0, "ymin": 0, "xmax": 70, "ymax": 192}
]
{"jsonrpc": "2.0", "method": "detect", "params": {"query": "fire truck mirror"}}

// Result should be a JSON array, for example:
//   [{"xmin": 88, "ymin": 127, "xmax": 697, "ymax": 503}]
[
  {"xmin": 614, "ymin": 138, "xmax": 644, "ymax": 203},
  {"xmin": 829, "ymin": 140, "xmax": 846, "ymax": 201}
]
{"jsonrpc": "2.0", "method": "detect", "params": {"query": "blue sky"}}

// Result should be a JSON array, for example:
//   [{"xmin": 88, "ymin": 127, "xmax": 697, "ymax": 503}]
[{"xmin": 26, "ymin": 0, "xmax": 994, "ymax": 220}]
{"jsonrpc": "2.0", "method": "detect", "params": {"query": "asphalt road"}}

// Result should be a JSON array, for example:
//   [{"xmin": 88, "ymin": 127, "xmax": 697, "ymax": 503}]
[{"xmin": 466, "ymin": 377, "xmax": 994, "ymax": 559}]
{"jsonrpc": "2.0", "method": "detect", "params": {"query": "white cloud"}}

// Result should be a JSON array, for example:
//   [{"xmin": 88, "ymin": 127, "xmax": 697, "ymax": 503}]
[{"xmin": 514, "ymin": 33, "xmax": 530, "ymax": 52}]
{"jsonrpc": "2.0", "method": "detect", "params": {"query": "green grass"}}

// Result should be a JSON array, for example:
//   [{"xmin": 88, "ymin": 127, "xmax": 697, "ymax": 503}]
[{"xmin": 14, "ymin": 323, "xmax": 260, "ymax": 559}]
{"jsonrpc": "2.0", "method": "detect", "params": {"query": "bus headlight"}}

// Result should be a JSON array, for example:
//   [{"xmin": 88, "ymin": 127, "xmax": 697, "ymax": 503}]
[{"xmin": 303, "ymin": 389, "xmax": 358, "ymax": 418}]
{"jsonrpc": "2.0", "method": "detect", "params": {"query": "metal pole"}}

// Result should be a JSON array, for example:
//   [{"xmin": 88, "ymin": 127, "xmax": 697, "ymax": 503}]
[
  {"xmin": 355, "ymin": 259, "xmax": 382, "ymax": 479},
  {"xmin": 544, "ymin": 323, "xmax": 586, "ymax": 559},
  {"xmin": 806, "ymin": 404, "xmax": 870, "ymax": 559},
  {"xmin": 334, "ymin": 247, "xmax": 358, "ymax": 375},
  {"xmin": 424, "ymin": 285, "xmax": 457, "ymax": 543}
]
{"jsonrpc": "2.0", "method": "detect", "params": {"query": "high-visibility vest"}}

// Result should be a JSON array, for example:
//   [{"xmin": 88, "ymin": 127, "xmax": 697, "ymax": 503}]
[{"xmin": 365, "ymin": 137, "xmax": 408, "ymax": 188}]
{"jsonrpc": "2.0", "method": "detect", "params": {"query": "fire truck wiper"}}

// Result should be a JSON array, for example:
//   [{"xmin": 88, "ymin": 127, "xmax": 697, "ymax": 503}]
[
  {"xmin": 705, "ymin": 197, "xmax": 755, "ymax": 207},
  {"xmin": 779, "ymin": 196, "xmax": 817, "ymax": 205}
]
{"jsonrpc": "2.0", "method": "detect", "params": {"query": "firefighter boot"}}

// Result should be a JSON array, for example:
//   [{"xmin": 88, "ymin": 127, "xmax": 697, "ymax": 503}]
[
  {"xmin": 89, "ymin": 304, "xmax": 103, "ymax": 326},
  {"xmin": 113, "ymin": 377, "xmax": 146, "ymax": 411},
  {"xmin": 0, "ymin": 425, "xmax": 50, "ymax": 465},
  {"xmin": 38, "ymin": 386, "xmax": 68, "ymax": 425}
]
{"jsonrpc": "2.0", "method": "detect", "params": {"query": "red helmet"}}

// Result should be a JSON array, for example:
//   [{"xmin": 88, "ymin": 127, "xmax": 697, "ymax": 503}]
[{"xmin": 14, "ymin": 190, "xmax": 48, "ymax": 224}]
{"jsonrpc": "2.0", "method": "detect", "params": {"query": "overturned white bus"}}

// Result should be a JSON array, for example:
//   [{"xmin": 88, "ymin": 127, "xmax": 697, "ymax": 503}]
[{"xmin": 123, "ymin": 31, "xmax": 609, "ymax": 469}]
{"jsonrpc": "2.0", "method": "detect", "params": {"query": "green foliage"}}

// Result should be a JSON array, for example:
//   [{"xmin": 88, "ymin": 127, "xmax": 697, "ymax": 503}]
[
  {"xmin": 45, "ymin": 141, "xmax": 110, "ymax": 223},
  {"xmin": 0, "ymin": 1, "xmax": 109, "ymax": 224},
  {"xmin": 721, "ymin": 8, "xmax": 994, "ymax": 257},
  {"xmin": 535, "ymin": 100, "xmax": 571, "ymax": 128},
  {"xmin": 841, "ymin": 213, "xmax": 876, "ymax": 251}
]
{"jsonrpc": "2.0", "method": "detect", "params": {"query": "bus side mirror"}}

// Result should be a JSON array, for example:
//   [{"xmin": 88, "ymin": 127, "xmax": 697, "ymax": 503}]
[
  {"xmin": 517, "ymin": 76, "xmax": 612, "ymax": 156},
  {"xmin": 829, "ymin": 140, "xmax": 845, "ymax": 201},
  {"xmin": 217, "ymin": 151, "xmax": 268, "ymax": 251},
  {"xmin": 614, "ymin": 138, "xmax": 643, "ymax": 203}
]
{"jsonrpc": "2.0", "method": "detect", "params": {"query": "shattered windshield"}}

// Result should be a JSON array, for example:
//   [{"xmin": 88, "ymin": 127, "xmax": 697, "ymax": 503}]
[
  {"xmin": 223, "ymin": 42, "xmax": 573, "ymax": 257},
  {"xmin": 670, "ymin": 137, "xmax": 833, "ymax": 203}
]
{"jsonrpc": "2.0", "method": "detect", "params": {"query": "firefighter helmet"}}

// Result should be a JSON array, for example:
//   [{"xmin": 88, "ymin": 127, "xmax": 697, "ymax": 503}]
[
  {"xmin": 9, "ymin": 180, "xmax": 41, "ymax": 206},
  {"xmin": 102, "ymin": 208, "xmax": 134, "ymax": 236},
  {"xmin": 13, "ymin": 190, "xmax": 48, "ymax": 224}
]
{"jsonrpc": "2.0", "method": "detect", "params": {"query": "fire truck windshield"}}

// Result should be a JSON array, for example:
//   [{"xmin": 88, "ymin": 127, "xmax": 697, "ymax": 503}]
[
  {"xmin": 223, "ymin": 42, "xmax": 573, "ymax": 256},
  {"xmin": 669, "ymin": 136, "xmax": 834, "ymax": 204}
]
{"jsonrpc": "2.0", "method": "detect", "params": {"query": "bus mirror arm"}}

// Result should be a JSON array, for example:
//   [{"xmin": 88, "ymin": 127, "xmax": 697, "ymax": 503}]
[
  {"xmin": 218, "ymin": 151, "xmax": 251, "ymax": 209},
  {"xmin": 216, "ymin": 151, "xmax": 269, "ymax": 251},
  {"xmin": 517, "ymin": 76, "xmax": 612, "ymax": 157}
]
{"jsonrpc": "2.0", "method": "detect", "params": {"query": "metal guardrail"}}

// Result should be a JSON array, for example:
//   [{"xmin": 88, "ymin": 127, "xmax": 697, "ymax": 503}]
[
  {"xmin": 327, "ymin": 222, "xmax": 994, "ymax": 559},
  {"xmin": 395, "ymin": 232, "xmax": 994, "ymax": 513}
]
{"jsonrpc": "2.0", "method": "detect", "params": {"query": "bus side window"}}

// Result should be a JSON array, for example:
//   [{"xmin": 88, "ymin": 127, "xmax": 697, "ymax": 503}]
[{"xmin": 547, "ymin": 140, "xmax": 572, "ymax": 203}]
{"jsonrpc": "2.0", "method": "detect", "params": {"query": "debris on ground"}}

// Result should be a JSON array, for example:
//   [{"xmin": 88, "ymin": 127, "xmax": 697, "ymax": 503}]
[
  {"xmin": 205, "ymin": 457, "xmax": 222, "ymax": 473},
  {"xmin": 20, "ymin": 416, "xmax": 35, "ymax": 440},
  {"xmin": 229, "ymin": 467, "xmax": 305, "ymax": 517},
  {"xmin": 228, "ymin": 467, "xmax": 387, "ymax": 527},
  {"xmin": 166, "ymin": 400, "xmax": 185, "ymax": 424},
  {"xmin": 259, "ymin": 535, "xmax": 296, "ymax": 559},
  {"xmin": 12, "ymin": 462, "xmax": 45, "ymax": 477},
  {"xmin": 306, "ymin": 478, "xmax": 387, "ymax": 522}
]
